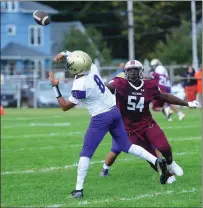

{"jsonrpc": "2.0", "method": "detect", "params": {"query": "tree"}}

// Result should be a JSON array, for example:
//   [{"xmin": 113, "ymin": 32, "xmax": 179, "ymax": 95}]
[
  {"xmin": 148, "ymin": 20, "xmax": 202, "ymax": 65},
  {"xmin": 43, "ymin": 1, "xmax": 202, "ymax": 60},
  {"xmin": 60, "ymin": 27, "xmax": 112, "ymax": 64},
  {"xmin": 86, "ymin": 27, "xmax": 112, "ymax": 64}
]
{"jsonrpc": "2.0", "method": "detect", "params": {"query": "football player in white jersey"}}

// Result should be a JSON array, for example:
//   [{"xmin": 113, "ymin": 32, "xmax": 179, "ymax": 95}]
[
  {"xmin": 49, "ymin": 50, "xmax": 169, "ymax": 199},
  {"xmin": 150, "ymin": 59, "xmax": 185, "ymax": 121}
]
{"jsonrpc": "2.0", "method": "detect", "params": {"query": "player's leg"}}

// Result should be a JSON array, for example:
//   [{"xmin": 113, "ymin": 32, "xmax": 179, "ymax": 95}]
[
  {"xmin": 167, "ymin": 87, "xmax": 185, "ymax": 121},
  {"xmin": 109, "ymin": 107, "xmax": 168, "ymax": 184},
  {"xmin": 128, "ymin": 134, "xmax": 158, "ymax": 171},
  {"xmin": 146, "ymin": 123, "xmax": 183, "ymax": 176},
  {"xmin": 163, "ymin": 103, "xmax": 173, "ymax": 121},
  {"xmin": 152, "ymin": 99, "xmax": 172, "ymax": 121},
  {"xmin": 71, "ymin": 113, "xmax": 111, "ymax": 198},
  {"xmin": 149, "ymin": 148, "xmax": 176, "ymax": 184},
  {"xmin": 170, "ymin": 104, "xmax": 185, "ymax": 121},
  {"xmin": 100, "ymin": 139, "xmax": 121, "ymax": 176}
]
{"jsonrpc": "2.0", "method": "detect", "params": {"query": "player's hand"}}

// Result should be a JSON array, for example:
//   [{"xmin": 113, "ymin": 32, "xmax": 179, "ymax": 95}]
[
  {"xmin": 188, "ymin": 100, "xmax": 200, "ymax": 108},
  {"xmin": 49, "ymin": 71, "xmax": 59, "ymax": 86},
  {"xmin": 53, "ymin": 53, "xmax": 64, "ymax": 62}
]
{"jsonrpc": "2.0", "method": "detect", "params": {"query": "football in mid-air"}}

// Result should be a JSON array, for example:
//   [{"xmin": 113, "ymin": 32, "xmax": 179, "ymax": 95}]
[{"xmin": 33, "ymin": 10, "xmax": 50, "ymax": 26}]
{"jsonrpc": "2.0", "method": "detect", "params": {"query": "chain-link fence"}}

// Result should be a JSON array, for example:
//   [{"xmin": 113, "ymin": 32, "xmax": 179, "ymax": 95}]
[{"xmin": 0, "ymin": 63, "xmax": 200, "ymax": 108}]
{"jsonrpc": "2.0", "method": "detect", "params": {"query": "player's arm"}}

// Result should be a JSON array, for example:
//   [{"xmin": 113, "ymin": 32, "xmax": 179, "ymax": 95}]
[
  {"xmin": 155, "ymin": 92, "xmax": 200, "ymax": 108},
  {"xmin": 55, "ymin": 94, "xmax": 76, "ymax": 111},
  {"xmin": 105, "ymin": 75, "xmax": 123, "ymax": 94},
  {"xmin": 49, "ymin": 71, "xmax": 76, "ymax": 111},
  {"xmin": 155, "ymin": 92, "xmax": 188, "ymax": 106},
  {"xmin": 105, "ymin": 83, "xmax": 116, "ymax": 94}
]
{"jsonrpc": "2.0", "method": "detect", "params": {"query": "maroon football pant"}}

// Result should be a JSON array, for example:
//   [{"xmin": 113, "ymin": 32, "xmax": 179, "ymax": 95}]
[
  {"xmin": 128, "ymin": 123, "xmax": 173, "ymax": 165},
  {"xmin": 111, "ymin": 122, "xmax": 173, "ymax": 169}
]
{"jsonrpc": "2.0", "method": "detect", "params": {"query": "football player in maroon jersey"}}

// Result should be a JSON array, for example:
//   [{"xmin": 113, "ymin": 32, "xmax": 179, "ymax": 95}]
[{"xmin": 100, "ymin": 60, "xmax": 200, "ymax": 184}]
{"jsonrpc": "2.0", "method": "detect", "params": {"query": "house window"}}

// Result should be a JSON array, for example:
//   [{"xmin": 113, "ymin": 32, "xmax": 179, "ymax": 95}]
[
  {"xmin": 5, "ymin": 1, "xmax": 18, "ymax": 12},
  {"xmin": 6, "ymin": 25, "xmax": 16, "ymax": 36},
  {"xmin": 28, "ymin": 26, "xmax": 43, "ymax": 46},
  {"xmin": 5, "ymin": 2, "xmax": 8, "ymax": 10}
]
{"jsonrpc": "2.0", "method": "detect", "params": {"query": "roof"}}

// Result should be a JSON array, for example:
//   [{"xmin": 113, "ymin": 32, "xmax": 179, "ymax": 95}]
[
  {"xmin": 1, "ymin": 42, "xmax": 52, "ymax": 60},
  {"xmin": 51, "ymin": 21, "xmax": 86, "ymax": 55},
  {"xmin": 19, "ymin": 2, "xmax": 58, "ymax": 14}
]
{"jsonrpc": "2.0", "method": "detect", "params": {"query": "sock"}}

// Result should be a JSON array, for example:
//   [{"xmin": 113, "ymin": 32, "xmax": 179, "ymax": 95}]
[
  {"xmin": 177, "ymin": 111, "xmax": 183, "ymax": 116},
  {"xmin": 75, "ymin": 157, "xmax": 90, "ymax": 190},
  {"xmin": 103, "ymin": 163, "xmax": 110, "ymax": 170},
  {"xmin": 128, "ymin": 144, "xmax": 157, "ymax": 165},
  {"xmin": 164, "ymin": 106, "xmax": 170, "ymax": 117}
]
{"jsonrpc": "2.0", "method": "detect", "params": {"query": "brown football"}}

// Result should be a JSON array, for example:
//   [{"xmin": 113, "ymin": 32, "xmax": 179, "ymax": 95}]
[{"xmin": 33, "ymin": 10, "xmax": 50, "ymax": 26}]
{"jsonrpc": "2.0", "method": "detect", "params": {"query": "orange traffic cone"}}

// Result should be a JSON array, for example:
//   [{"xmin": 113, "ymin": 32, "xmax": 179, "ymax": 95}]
[{"xmin": 0, "ymin": 105, "xmax": 5, "ymax": 116}]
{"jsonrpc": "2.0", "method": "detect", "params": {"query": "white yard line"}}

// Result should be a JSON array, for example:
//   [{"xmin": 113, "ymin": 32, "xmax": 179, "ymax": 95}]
[
  {"xmin": 1, "ymin": 136, "xmax": 201, "ymax": 151},
  {"xmin": 162, "ymin": 125, "xmax": 201, "ymax": 129},
  {"xmin": 78, "ymin": 188, "xmax": 198, "ymax": 205},
  {"xmin": 1, "ymin": 143, "xmax": 110, "ymax": 152},
  {"xmin": 2, "ymin": 123, "xmax": 201, "ymax": 129},
  {"xmin": 2, "ymin": 115, "xmax": 71, "ymax": 121},
  {"xmin": 1, "ymin": 152, "xmax": 197, "ymax": 175},
  {"xmin": 169, "ymin": 136, "xmax": 201, "ymax": 141},
  {"xmin": 27, "ymin": 188, "xmax": 199, "ymax": 207},
  {"xmin": 1, "ymin": 158, "xmax": 131, "ymax": 175},
  {"xmin": 2, "ymin": 132, "xmax": 82, "ymax": 140},
  {"xmin": 3, "ymin": 122, "xmax": 71, "ymax": 129}
]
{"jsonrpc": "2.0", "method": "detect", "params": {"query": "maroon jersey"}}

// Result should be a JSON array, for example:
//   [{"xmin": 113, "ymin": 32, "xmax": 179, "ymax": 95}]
[{"xmin": 110, "ymin": 77, "xmax": 160, "ymax": 132}]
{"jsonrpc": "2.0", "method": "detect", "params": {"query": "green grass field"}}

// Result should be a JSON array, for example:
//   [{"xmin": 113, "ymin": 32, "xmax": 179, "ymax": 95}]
[{"xmin": 1, "ymin": 108, "xmax": 202, "ymax": 207}]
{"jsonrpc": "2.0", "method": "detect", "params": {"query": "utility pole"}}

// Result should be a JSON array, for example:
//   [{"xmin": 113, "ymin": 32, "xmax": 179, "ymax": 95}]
[
  {"xmin": 127, "ymin": 0, "xmax": 135, "ymax": 60},
  {"xmin": 191, "ymin": 0, "xmax": 199, "ymax": 71}
]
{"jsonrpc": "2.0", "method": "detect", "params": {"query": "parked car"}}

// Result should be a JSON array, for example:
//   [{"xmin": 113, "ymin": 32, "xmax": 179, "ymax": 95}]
[
  {"xmin": 1, "ymin": 83, "xmax": 18, "ymax": 107},
  {"xmin": 27, "ymin": 80, "xmax": 73, "ymax": 108}
]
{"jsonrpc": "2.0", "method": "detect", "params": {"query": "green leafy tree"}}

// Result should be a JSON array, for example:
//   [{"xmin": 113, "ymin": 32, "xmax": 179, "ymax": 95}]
[
  {"xmin": 149, "ymin": 20, "xmax": 202, "ymax": 65},
  {"xmin": 43, "ymin": 1, "xmax": 202, "ymax": 59},
  {"xmin": 61, "ymin": 27, "xmax": 112, "ymax": 64},
  {"xmin": 86, "ymin": 27, "xmax": 112, "ymax": 63}
]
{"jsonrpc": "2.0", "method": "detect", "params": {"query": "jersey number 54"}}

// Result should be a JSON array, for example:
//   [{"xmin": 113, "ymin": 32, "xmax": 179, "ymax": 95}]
[{"xmin": 127, "ymin": 96, "xmax": 144, "ymax": 112}]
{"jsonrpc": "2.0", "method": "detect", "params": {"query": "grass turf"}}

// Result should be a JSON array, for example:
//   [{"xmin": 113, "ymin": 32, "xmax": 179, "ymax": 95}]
[{"xmin": 1, "ymin": 108, "xmax": 202, "ymax": 207}]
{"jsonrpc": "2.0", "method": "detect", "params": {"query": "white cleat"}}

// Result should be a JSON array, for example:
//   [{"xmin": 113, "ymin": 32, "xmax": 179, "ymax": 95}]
[
  {"xmin": 178, "ymin": 113, "xmax": 185, "ymax": 121},
  {"xmin": 167, "ymin": 118, "xmax": 173, "ymax": 122},
  {"xmin": 167, "ymin": 161, "xmax": 184, "ymax": 176},
  {"xmin": 166, "ymin": 175, "xmax": 177, "ymax": 184}
]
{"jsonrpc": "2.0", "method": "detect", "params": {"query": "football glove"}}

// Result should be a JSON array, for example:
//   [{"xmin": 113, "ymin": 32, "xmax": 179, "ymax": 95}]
[{"xmin": 188, "ymin": 100, "xmax": 200, "ymax": 108}]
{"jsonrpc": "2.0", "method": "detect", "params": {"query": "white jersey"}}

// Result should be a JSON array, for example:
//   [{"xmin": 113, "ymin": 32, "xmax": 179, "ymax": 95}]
[
  {"xmin": 69, "ymin": 64, "xmax": 116, "ymax": 116},
  {"xmin": 155, "ymin": 65, "xmax": 171, "ymax": 88}
]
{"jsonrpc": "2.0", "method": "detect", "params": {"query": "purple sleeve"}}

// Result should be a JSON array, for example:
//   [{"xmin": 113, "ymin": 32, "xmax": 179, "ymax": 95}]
[{"xmin": 71, "ymin": 90, "xmax": 86, "ymax": 99}]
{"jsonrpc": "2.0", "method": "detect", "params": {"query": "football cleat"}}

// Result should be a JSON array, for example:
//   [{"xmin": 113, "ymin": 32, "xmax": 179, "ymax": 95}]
[
  {"xmin": 166, "ymin": 175, "xmax": 177, "ymax": 184},
  {"xmin": 155, "ymin": 158, "xmax": 168, "ymax": 184},
  {"xmin": 167, "ymin": 118, "xmax": 173, "ymax": 122},
  {"xmin": 178, "ymin": 113, "xmax": 185, "ymax": 121},
  {"xmin": 167, "ymin": 161, "xmax": 183, "ymax": 176},
  {"xmin": 70, "ymin": 189, "xmax": 83, "ymax": 199},
  {"xmin": 100, "ymin": 168, "xmax": 110, "ymax": 176}
]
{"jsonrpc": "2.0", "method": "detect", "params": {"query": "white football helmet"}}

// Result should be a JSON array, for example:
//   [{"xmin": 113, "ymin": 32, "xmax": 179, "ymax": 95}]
[
  {"xmin": 150, "ymin": 59, "xmax": 162, "ymax": 70},
  {"xmin": 124, "ymin": 60, "xmax": 144, "ymax": 83},
  {"xmin": 65, "ymin": 50, "xmax": 92, "ymax": 75}
]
